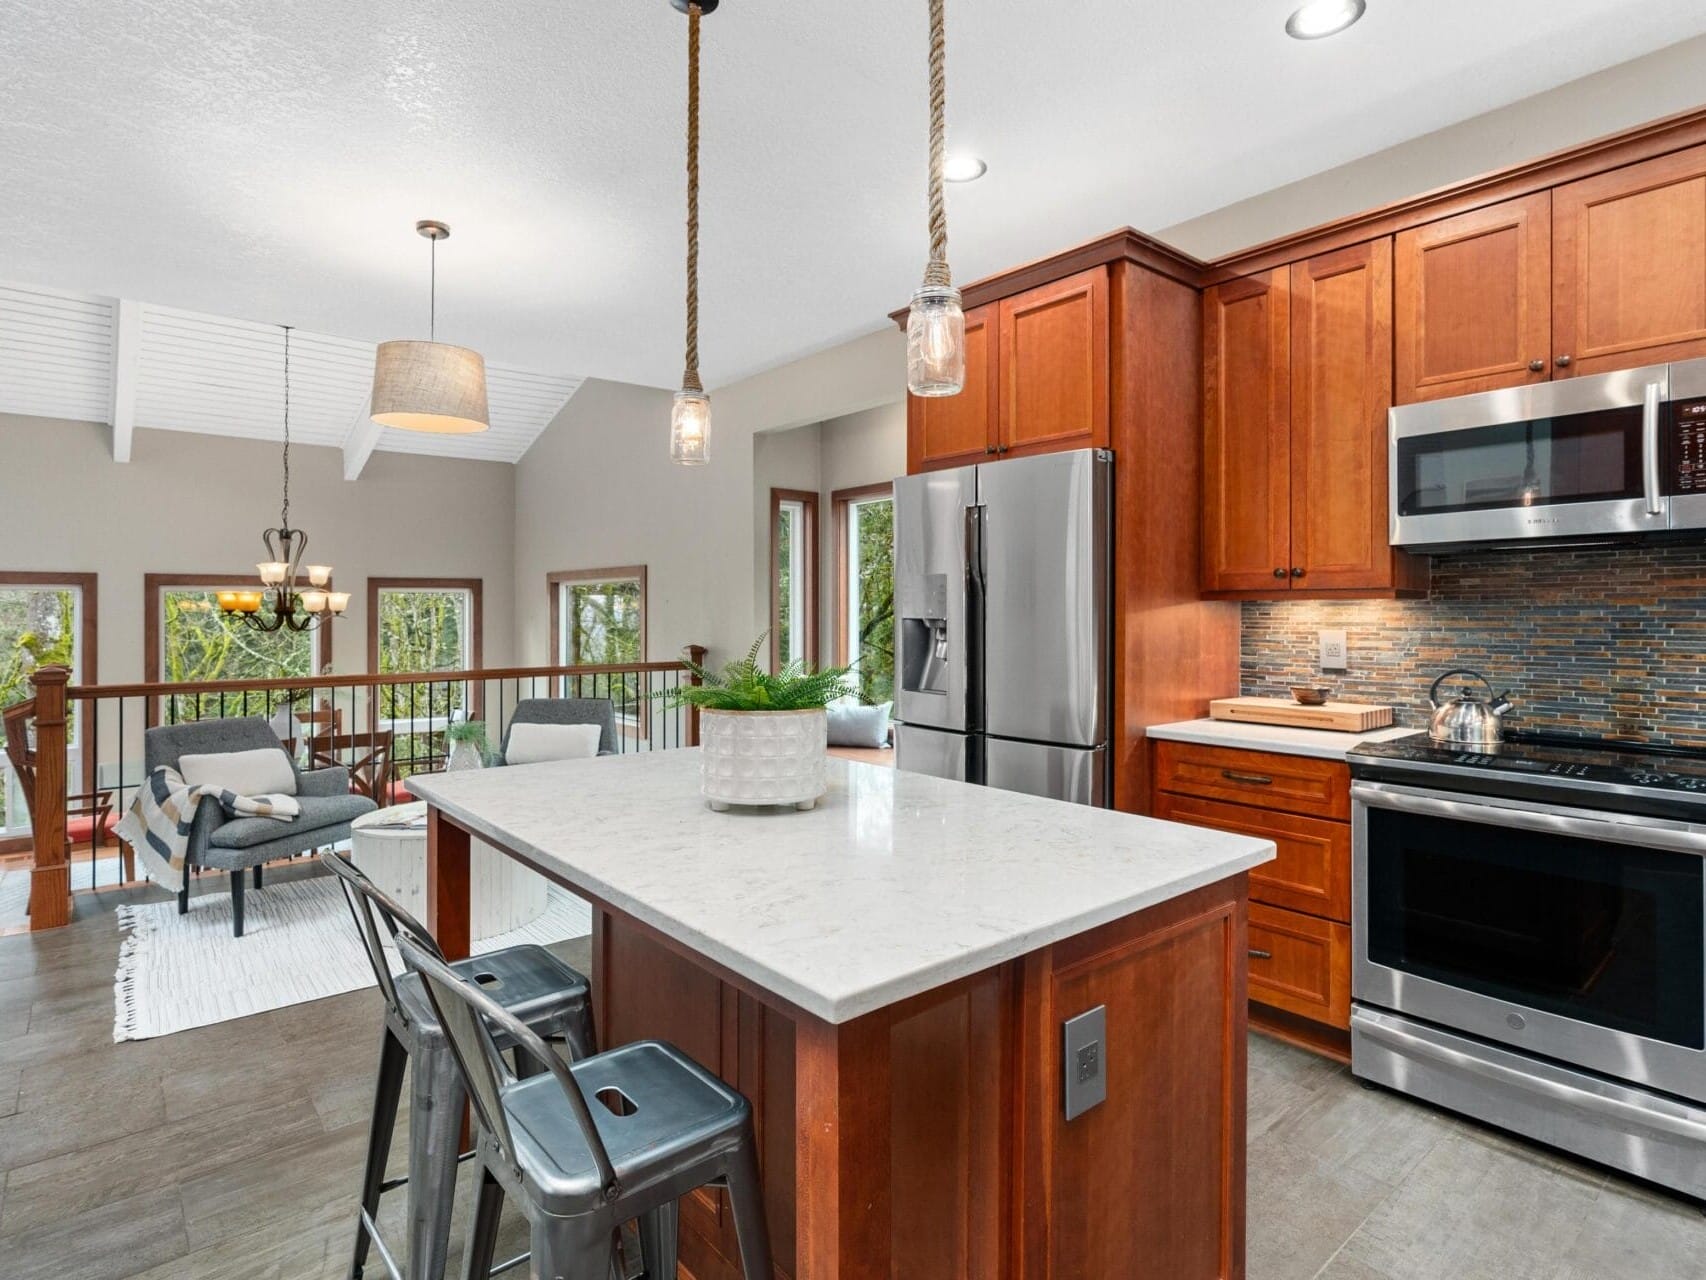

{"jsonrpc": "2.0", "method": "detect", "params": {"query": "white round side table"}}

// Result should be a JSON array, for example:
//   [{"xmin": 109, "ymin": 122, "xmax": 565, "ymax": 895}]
[{"xmin": 349, "ymin": 801, "xmax": 548, "ymax": 941}]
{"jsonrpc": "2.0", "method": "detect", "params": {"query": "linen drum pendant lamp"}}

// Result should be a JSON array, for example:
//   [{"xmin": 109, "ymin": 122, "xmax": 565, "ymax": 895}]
[
  {"xmin": 371, "ymin": 220, "xmax": 490, "ymax": 434},
  {"xmin": 669, "ymin": 0, "xmax": 715, "ymax": 465},
  {"xmin": 906, "ymin": 0, "xmax": 965, "ymax": 397}
]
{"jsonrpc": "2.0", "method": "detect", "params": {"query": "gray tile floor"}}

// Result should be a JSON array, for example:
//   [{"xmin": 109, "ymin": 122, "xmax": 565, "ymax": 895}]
[{"xmin": 1, "ymin": 868, "xmax": 1701, "ymax": 1279}]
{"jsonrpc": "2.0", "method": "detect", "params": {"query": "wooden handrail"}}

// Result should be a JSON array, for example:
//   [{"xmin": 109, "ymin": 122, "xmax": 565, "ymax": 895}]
[{"xmin": 69, "ymin": 648, "xmax": 710, "ymax": 701}]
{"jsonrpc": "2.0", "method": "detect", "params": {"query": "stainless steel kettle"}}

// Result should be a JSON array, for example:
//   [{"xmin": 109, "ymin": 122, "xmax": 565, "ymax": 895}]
[{"xmin": 1427, "ymin": 669, "xmax": 1514, "ymax": 746}]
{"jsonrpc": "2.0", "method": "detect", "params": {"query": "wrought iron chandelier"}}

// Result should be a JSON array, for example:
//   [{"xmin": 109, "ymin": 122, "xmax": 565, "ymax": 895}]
[{"xmin": 220, "ymin": 326, "xmax": 347, "ymax": 632}]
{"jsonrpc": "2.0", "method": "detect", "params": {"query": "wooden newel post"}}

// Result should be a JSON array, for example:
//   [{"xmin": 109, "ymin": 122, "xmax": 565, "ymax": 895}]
[
  {"xmin": 684, "ymin": 644, "xmax": 707, "ymax": 747},
  {"xmin": 27, "ymin": 664, "xmax": 72, "ymax": 930}
]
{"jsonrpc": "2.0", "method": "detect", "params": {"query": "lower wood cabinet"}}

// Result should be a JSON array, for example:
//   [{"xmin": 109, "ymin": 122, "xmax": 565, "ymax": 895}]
[{"xmin": 1154, "ymin": 738, "xmax": 1354, "ymax": 1056}]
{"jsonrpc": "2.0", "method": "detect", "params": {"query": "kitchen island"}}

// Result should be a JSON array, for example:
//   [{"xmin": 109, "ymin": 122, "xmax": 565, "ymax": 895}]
[{"xmin": 409, "ymin": 751, "xmax": 1274, "ymax": 1280}]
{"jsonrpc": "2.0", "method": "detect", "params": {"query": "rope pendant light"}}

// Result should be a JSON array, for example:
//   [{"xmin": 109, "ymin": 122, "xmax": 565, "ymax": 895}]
[
  {"xmin": 371, "ymin": 220, "xmax": 491, "ymax": 435},
  {"xmin": 906, "ymin": 0, "xmax": 965, "ymax": 397},
  {"xmin": 669, "ymin": 0, "xmax": 715, "ymax": 465}
]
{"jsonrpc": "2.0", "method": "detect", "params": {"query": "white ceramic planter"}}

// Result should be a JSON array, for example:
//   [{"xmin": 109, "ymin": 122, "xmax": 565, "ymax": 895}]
[
  {"xmin": 699, "ymin": 708, "xmax": 828, "ymax": 811},
  {"xmin": 446, "ymin": 739, "xmax": 485, "ymax": 772}
]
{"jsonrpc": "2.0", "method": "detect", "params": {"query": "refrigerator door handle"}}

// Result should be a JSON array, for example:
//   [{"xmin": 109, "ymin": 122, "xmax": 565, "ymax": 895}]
[{"xmin": 964, "ymin": 503, "xmax": 986, "ymax": 734}]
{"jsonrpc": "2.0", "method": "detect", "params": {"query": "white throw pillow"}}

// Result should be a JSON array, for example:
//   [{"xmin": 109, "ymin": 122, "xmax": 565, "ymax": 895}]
[
  {"xmin": 179, "ymin": 747, "xmax": 298, "ymax": 797},
  {"xmin": 827, "ymin": 700, "xmax": 893, "ymax": 749},
  {"xmin": 506, "ymin": 722, "xmax": 602, "ymax": 765}
]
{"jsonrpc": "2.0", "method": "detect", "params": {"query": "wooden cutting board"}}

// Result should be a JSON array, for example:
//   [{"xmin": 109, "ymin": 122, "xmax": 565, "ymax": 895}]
[{"xmin": 1209, "ymin": 696, "xmax": 1394, "ymax": 732}]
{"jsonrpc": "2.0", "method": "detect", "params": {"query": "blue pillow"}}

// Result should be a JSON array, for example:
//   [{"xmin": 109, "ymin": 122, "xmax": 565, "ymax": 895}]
[{"xmin": 827, "ymin": 700, "xmax": 893, "ymax": 749}]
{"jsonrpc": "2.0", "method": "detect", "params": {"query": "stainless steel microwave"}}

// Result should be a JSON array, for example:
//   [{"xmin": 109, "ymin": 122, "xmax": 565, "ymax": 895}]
[{"xmin": 1389, "ymin": 357, "xmax": 1706, "ymax": 550}]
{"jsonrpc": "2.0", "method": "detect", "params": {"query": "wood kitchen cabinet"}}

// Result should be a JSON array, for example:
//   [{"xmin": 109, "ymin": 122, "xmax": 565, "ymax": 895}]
[
  {"xmin": 1202, "ymin": 243, "xmax": 1424, "ymax": 598},
  {"xmin": 1153, "ymin": 739, "xmax": 1354, "ymax": 1058},
  {"xmin": 1394, "ymin": 192, "xmax": 1553, "ymax": 403},
  {"xmin": 906, "ymin": 267, "xmax": 1110, "ymax": 472},
  {"xmin": 1553, "ymin": 143, "xmax": 1706, "ymax": 376}
]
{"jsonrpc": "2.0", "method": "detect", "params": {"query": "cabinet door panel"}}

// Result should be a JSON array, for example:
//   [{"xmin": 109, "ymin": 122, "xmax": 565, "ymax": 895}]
[
  {"xmin": 1554, "ymin": 144, "xmax": 1706, "ymax": 375},
  {"xmin": 997, "ymin": 267, "xmax": 1109, "ymax": 456},
  {"xmin": 1290, "ymin": 240, "xmax": 1395, "ymax": 591},
  {"xmin": 1248, "ymin": 904, "xmax": 1351, "ymax": 1030},
  {"xmin": 1202, "ymin": 269, "xmax": 1291, "ymax": 593},
  {"xmin": 907, "ymin": 302, "xmax": 997, "ymax": 472},
  {"xmin": 1394, "ymin": 193, "xmax": 1552, "ymax": 403}
]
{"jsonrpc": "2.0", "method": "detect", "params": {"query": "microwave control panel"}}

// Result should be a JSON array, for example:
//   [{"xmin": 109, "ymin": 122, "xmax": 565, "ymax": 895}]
[{"xmin": 1673, "ymin": 398, "xmax": 1706, "ymax": 494}]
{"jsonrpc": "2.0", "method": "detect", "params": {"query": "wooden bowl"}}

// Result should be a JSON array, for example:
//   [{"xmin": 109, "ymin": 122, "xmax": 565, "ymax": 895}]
[{"xmin": 1290, "ymin": 685, "xmax": 1330, "ymax": 706}]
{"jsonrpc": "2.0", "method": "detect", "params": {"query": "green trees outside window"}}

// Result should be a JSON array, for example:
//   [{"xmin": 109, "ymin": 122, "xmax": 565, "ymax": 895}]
[
  {"xmin": 0, "ymin": 586, "xmax": 80, "ymax": 830},
  {"xmin": 847, "ymin": 496, "xmax": 895, "ymax": 705}
]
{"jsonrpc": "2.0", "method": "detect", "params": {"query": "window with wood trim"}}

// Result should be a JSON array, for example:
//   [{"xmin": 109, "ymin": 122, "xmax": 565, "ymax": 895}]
[
  {"xmin": 369, "ymin": 578, "xmax": 483, "ymax": 768},
  {"xmin": 0, "ymin": 572, "xmax": 96, "ymax": 838},
  {"xmin": 833, "ymin": 484, "xmax": 895, "ymax": 705},
  {"xmin": 549, "ymin": 566, "xmax": 648, "ymax": 726},
  {"xmin": 145, "ymin": 573, "xmax": 331, "ymax": 724},
  {"xmin": 770, "ymin": 488, "xmax": 819, "ymax": 672}
]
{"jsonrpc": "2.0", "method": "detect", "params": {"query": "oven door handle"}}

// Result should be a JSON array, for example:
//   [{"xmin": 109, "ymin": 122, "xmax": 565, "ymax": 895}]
[
  {"xmin": 1355, "ymin": 1013, "xmax": 1706, "ymax": 1143},
  {"xmin": 1643, "ymin": 379, "xmax": 1665, "ymax": 517},
  {"xmin": 1352, "ymin": 782, "xmax": 1706, "ymax": 856}
]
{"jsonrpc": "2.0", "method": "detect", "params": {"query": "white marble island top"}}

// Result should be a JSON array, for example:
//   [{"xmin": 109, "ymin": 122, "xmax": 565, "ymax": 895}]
[{"xmin": 407, "ymin": 750, "xmax": 1273, "ymax": 1024}]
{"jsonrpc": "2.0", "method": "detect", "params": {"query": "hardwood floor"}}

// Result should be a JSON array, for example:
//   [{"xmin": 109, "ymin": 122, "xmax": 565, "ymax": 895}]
[{"xmin": 0, "ymin": 867, "xmax": 1699, "ymax": 1279}]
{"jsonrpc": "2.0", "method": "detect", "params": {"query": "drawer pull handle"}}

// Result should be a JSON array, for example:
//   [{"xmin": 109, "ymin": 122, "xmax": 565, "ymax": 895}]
[
  {"xmin": 1248, "ymin": 948, "xmax": 1273, "ymax": 960},
  {"xmin": 1221, "ymin": 769, "xmax": 1274, "ymax": 786}
]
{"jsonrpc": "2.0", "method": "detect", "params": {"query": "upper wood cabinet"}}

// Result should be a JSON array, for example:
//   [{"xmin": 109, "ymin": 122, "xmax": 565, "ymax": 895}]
[
  {"xmin": 1554, "ymin": 143, "xmax": 1706, "ymax": 376},
  {"xmin": 1394, "ymin": 192, "xmax": 1552, "ymax": 404},
  {"xmin": 1203, "ymin": 243, "xmax": 1423, "ymax": 598},
  {"xmin": 998, "ymin": 267, "xmax": 1110, "ymax": 458},
  {"xmin": 907, "ymin": 303, "xmax": 997, "ymax": 472},
  {"xmin": 906, "ymin": 268, "xmax": 1110, "ymax": 472},
  {"xmin": 1202, "ymin": 269, "xmax": 1291, "ymax": 593}
]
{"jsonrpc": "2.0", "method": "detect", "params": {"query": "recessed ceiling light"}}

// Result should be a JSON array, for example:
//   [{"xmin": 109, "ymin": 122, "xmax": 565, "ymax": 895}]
[
  {"xmin": 1285, "ymin": 0, "xmax": 1366, "ymax": 39},
  {"xmin": 944, "ymin": 153, "xmax": 988, "ymax": 183}
]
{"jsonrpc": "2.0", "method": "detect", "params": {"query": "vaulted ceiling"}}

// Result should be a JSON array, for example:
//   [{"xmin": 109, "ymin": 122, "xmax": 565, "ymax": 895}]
[{"xmin": 3, "ymin": 0, "xmax": 1704, "ymax": 460}]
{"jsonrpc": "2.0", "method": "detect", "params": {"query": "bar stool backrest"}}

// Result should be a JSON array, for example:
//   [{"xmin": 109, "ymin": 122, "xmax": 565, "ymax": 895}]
[
  {"xmin": 395, "ymin": 932, "xmax": 621, "ymax": 1201},
  {"xmin": 319, "ymin": 851, "xmax": 445, "ymax": 1022}
]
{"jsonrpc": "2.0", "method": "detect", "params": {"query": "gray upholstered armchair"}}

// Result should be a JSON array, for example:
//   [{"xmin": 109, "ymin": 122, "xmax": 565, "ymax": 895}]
[
  {"xmin": 144, "ymin": 717, "xmax": 377, "ymax": 936},
  {"xmin": 495, "ymin": 698, "xmax": 619, "ymax": 763}
]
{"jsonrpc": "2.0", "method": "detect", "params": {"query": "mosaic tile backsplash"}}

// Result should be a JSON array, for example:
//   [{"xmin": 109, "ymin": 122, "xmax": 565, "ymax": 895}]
[{"xmin": 1240, "ymin": 545, "xmax": 1706, "ymax": 747}]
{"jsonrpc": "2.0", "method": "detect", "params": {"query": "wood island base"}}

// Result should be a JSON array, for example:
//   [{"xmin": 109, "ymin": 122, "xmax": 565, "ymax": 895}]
[{"xmin": 591, "ymin": 877, "xmax": 1250, "ymax": 1280}]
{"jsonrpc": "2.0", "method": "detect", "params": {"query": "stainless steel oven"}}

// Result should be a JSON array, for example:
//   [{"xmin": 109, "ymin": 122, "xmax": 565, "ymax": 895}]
[
  {"xmin": 1387, "ymin": 359, "xmax": 1706, "ymax": 550},
  {"xmin": 1351, "ymin": 774, "xmax": 1706, "ymax": 1195}
]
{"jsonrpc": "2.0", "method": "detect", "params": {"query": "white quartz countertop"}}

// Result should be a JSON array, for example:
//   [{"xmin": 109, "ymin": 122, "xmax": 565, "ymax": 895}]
[
  {"xmin": 407, "ymin": 750, "xmax": 1273, "ymax": 1025},
  {"xmin": 1147, "ymin": 718, "xmax": 1420, "ymax": 761}
]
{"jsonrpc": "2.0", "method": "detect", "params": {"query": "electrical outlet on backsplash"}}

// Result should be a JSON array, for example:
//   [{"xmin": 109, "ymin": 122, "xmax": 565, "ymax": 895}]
[{"xmin": 1238, "ymin": 544, "xmax": 1706, "ymax": 747}]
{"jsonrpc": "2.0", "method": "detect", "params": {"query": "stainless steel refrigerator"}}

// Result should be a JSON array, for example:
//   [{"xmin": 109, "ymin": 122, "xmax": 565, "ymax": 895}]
[{"xmin": 892, "ymin": 448, "xmax": 1111, "ymax": 805}]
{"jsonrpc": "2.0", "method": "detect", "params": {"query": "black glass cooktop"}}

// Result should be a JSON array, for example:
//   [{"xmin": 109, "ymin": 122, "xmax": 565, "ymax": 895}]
[{"xmin": 1349, "ymin": 729, "xmax": 1706, "ymax": 808}]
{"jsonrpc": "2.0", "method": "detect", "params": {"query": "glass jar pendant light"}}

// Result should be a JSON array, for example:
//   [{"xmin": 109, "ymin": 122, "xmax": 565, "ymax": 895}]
[
  {"xmin": 669, "ymin": 0, "xmax": 716, "ymax": 464},
  {"xmin": 907, "ymin": 0, "xmax": 965, "ymax": 397}
]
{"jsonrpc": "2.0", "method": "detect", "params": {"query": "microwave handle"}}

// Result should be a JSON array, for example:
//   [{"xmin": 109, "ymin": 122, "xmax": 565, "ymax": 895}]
[
  {"xmin": 1643, "ymin": 380, "xmax": 1664, "ymax": 516},
  {"xmin": 1352, "ymin": 782, "xmax": 1706, "ymax": 856}
]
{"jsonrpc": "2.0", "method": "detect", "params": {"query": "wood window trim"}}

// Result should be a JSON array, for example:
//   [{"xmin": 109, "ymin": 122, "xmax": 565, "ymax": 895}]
[
  {"xmin": 365, "ymin": 577, "xmax": 484, "ymax": 675},
  {"xmin": 144, "ymin": 572, "xmax": 333, "ymax": 689},
  {"xmin": 769, "ymin": 488, "xmax": 820, "ymax": 672},
  {"xmin": 548, "ymin": 566, "xmax": 649, "ymax": 666},
  {"xmin": 830, "ymin": 483, "xmax": 893, "ymax": 667},
  {"xmin": 0, "ymin": 571, "xmax": 97, "ymax": 854}
]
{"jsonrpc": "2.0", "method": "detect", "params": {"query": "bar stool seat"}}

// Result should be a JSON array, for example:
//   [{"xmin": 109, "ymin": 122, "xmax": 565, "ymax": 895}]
[
  {"xmin": 398, "ymin": 933, "xmax": 774, "ymax": 1280},
  {"xmin": 320, "ymin": 853, "xmax": 597, "ymax": 1280}
]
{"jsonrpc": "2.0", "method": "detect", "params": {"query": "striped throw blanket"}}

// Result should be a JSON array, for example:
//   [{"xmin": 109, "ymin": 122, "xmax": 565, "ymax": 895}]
[{"xmin": 116, "ymin": 766, "xmax": 301, "ymax": 886}]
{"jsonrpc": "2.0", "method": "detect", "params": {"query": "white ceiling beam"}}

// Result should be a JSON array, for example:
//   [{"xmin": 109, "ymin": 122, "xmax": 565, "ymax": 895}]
[
  {"xmin": 108, "ymin": 298, "xmax": 142, "ymax": 462},
  {"xmin": 343, "ymin": 391, "xmax": 382, "ymax": 480}
]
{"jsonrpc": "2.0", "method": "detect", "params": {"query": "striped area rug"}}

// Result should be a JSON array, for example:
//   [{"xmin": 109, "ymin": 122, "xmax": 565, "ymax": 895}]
[{"xmin": 113, "ymin": 875, "xmax": 592, "ymax": 1042}]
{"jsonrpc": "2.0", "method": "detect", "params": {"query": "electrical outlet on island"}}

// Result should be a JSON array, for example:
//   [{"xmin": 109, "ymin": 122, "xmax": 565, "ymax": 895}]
[{"xmin": 1319, "ymin": 629, "xmax": 1348, "ymax": 673}]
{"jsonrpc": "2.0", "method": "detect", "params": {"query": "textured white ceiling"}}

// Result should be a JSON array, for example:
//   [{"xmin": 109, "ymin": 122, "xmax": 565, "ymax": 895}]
[{"xmin": 3, "ymin": 0, "xmax": 1705, "ymax": 394}]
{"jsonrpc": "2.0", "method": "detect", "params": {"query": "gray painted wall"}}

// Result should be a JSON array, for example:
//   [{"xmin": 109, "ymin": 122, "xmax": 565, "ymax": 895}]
[{"xmin": 0, "ymin": 413, "xmax": 517, "ymax": 682}]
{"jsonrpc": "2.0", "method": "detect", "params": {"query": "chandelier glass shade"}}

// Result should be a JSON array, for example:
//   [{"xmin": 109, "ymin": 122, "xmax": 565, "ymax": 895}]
[
  {"xmin": 221, "ymin": 326, "xmax": 347, "ymax": 633},
  {"xmin": 370, "ymin": 220, "xmax": 490, "ymax": 435}
]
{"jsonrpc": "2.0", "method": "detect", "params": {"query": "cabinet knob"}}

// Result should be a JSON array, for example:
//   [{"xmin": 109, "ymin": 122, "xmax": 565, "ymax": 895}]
[
  {"xmin": 1273, "ymin": 568, "xmax": 1288, "ymax": 579},
  {"xmin": 985, "ymin": 445, "xmax": 996, "ymax": 455},
  {"xmin": 1528, "ymin": 359, "xmax": 1546, "ymax": 373},
  {"xmin": 1290, "ymin": 566, "xmax": 1305, "ymax": 578},
  {"xmin": 1555, "ymin": 355, "xmax": 1573, "ymax": 368},
  {"xmin": 997, "ymin": 444, "xmax": 1009, "ymax": 454}
]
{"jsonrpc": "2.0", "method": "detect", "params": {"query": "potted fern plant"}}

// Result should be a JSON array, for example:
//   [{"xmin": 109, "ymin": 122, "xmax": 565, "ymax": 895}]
[
  {"xmin": 444, "ymin": 719, "xmax": 487, "ymax": 772},
  {"xmin": 669, "ymin": 637, "xmax": 853, "ymax": 811}
]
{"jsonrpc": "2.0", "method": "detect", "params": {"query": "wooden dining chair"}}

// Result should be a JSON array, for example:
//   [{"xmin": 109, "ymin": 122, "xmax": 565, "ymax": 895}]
[{"xmin": 306, "ymin": 730, "xmax": 394, "ymax": 803}]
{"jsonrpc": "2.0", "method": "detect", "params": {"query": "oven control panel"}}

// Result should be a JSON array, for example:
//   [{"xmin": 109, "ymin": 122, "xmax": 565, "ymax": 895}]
[{"xmin": 1672, "ymin": 398, "xmax": 1706, "ymax": 495}]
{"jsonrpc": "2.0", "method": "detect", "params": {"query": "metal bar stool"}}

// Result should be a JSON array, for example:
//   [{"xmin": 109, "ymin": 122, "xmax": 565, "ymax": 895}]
[
  {"xmin": 321, "ymin": 852, "xmax": 597, "ymax": 1280},
  {"xmin": 397, "ymin": 932, "xmax": 775, "ymax": 1280}
]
